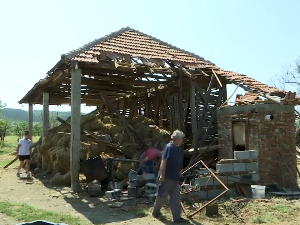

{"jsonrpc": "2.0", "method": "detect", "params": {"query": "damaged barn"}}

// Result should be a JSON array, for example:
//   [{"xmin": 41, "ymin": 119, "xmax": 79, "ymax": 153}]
[{"xmin": 17, "ymin": 27, "xmax": 300, "ymax": 212}]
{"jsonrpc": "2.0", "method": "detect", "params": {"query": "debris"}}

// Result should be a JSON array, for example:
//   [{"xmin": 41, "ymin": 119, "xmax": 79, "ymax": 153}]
[
  {"xmin": 30, "ymin": 110, "xmax": 170, "ymax": 184},
  {"xmin": 108, "ymin": 202, "xmax": 124, "ymax": 208}
]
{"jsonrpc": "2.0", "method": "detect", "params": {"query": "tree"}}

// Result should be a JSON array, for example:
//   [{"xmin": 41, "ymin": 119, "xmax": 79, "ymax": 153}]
[
  {"xmin": 33, "ymin": 123, "xmax": 42, "ymax": 137},
  {"xmin": 14, "ymin": 121, "xmax": 28, "ymax": 140},
  {"xmin": 0, "ymin": 100, "xmax": 6, "ymax": 116},
  {"xmin": 269, "ymin": 59, "xmax": 300, "ymax": 92},
  {"xmin": 0, "ymin": 117, "xmax": 13, "ymax": 143},
  {"xmin": 38, "ymin": 111, "xmax": 61, "ymax": 129}
]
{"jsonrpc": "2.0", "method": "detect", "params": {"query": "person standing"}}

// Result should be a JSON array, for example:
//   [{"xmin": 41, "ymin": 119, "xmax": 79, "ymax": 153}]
[
  {"xmin": 15, "ymin": 131, "xmax": 32, "ymax": 178},
  {"xmin": 152, "ymin": 130, "xmax": 189, "ymax": 223}
]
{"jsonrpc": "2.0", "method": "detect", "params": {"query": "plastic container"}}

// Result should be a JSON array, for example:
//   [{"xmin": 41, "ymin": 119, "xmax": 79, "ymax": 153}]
[{"xmin": 251, "ymin": 185, "xmax": 266, "ymax": 199}]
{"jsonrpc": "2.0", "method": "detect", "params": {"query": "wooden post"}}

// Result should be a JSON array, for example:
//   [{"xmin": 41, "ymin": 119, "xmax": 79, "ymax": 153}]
[
  {"xmin": 28, "ymin": 104, "xmax": 33, "ymax": 141},
  {"xmin": 42, "ymin": 92, "xmax": 49, "ymax": 170},
  {"xmin": 178, "ymin": 69, "xmax": 184, "ymax": 131},
  {"xmin": 192, "ymin": 75, "xmax": 215, "ymax": 160},
  {"xmin": 190, "ymin": 81, "xmax": 197, "ymax": 142},
  {"xmin": 70, "ymin": 64, "xmax": 82, "ymax": 192}
]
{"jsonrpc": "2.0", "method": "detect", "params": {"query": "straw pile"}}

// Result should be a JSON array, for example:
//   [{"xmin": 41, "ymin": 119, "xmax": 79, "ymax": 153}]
[{"xmin": 31, "ymin": 110, "xmax": 170, "ymax": 185}]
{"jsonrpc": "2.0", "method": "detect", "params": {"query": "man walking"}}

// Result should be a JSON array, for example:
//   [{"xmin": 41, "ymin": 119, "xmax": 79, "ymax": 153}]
[
  {"xmin": 152, "ymin": 130, "xmax": 189, "ymax": 223},
  {"xmin": 15, "ymin": 131, "xmax": 32, "ymax": 178}
]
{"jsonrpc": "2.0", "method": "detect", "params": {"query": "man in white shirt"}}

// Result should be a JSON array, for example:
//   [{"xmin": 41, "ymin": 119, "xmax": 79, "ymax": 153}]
[{"xmin": 15, "ymin": 131, "xmax": 32, "ymax": 178}]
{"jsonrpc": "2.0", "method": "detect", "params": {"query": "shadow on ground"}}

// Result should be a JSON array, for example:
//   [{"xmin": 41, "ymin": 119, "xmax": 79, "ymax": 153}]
[{"xmin": 33, "ymin": 173, "xmax": 209, "ymax": 225}]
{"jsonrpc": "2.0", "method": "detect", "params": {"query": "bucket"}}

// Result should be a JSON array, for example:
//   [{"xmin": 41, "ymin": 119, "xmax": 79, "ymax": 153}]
[
  {"xmin": 80, "ymin": 156, "xmax": 107, "ymax": 183},
  {"xmin": 251, "ymin": 185, "xmax": 266, "ymax": 199}
]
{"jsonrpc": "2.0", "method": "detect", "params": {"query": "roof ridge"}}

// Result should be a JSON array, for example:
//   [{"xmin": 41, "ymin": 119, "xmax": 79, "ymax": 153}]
[
  {"xmin": 62, "ymin": 26, "xmax": 132, "ymax": 59},
  {"xmin": 62, "ymin": 26, "xmax": 215, "ymax": 65}
]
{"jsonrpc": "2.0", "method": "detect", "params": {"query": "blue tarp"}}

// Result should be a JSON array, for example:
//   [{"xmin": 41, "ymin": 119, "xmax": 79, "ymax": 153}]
[{"xmin": 16, "ymin": 221, "xmax": 68, "ymax": 225}]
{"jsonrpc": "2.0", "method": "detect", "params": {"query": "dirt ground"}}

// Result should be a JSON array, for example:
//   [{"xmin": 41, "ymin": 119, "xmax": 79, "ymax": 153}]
[
  {"xmin": 1, "ymin": 166, "xmax": 300, "ymax": 225},
  {"xmin": 1, "ymin": 212, "xmax": 19, "ymax": 225},
  {"xmin": 0, "ymin": 167, "xmax": 191, "ymax": 225}
]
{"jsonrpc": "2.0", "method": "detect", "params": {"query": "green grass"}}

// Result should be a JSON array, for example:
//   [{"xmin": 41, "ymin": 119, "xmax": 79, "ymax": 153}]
[{"xmin": 0, "ymin": 201, "xmax": 84, "ymax": 225}]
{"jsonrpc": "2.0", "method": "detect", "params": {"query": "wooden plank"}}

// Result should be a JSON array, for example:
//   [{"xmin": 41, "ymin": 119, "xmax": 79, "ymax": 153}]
[{"xmin": 212, "ymin": 69, "xmax": 222, "ymax": 88}]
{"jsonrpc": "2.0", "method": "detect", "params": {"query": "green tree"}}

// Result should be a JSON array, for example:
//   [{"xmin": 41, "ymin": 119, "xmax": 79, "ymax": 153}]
[
  {"xmin": 14, "ymin": 121, "xmax": 28, "ymax": 140},
  {"xmin": 38, "ymin": 111, "xmax": 61, "ymax": 129},
  {"xmin": 33, "ymin": 123, "xmax": 42, "ymax": 137},
  {"xmin": 0, "ymin": 117, "xmax": 13, "ymax": 142},
  {"xmin": 0, "ymin": 100, "xmax": 6, "ymax": 116}
]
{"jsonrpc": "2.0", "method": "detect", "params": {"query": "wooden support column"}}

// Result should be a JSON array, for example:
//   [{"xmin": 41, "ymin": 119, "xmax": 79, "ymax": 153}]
[
  {"xmin": 190, "ymin": 81, "xmax": 197, "ymax": 142},
  {"xmin": 192, "ymin": 75, "xmax": 216, "ymax": 160},
  {"xmin": 42, "ymin": 92, "xmax": 49, "ymax": 170},
  {"xmin": 28, "ymin": 104, "xmax": 33, "ymax": 141},
  {"xmin": 178, "ymin": 68, "xmax": 184, "ymax": 131},
  {"xmin": 70, "ymin": 64, "xmax": 82, "ymax": 192}
]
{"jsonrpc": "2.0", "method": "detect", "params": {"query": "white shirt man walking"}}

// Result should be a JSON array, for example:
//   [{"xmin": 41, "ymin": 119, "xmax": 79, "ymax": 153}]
[{"xmin": 15, "ymin": 131, "xmax": 32, "ymax": 178}]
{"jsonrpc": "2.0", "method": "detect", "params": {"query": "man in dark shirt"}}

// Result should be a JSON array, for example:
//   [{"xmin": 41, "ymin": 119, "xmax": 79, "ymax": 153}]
[{"xmin": 152, "ymin": 130, "xmax": 189, "ymax": 223}]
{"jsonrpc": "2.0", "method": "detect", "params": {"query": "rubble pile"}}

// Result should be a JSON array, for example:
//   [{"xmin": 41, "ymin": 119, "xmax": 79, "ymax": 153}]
[{"xmin": 31, "ymin": 110, "xmax": 170, "ymax": 184}]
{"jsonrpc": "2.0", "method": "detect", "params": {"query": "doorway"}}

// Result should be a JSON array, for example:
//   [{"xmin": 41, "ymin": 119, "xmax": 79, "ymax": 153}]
[{"xmin": 232, "ymin": 121, "xmax": 247, "ymax": 153}]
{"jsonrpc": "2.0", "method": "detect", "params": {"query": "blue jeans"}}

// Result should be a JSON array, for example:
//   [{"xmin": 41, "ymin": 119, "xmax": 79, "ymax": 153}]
[{"xmin": 142, "ymin": 161, "xmax": 156, "ymax": 175}]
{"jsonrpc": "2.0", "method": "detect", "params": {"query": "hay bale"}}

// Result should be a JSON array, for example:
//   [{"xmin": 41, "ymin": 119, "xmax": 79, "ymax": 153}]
[
  {"xmin": 116, "ymin": 162, "xmax": 134, "ymax": 180},
  {"xmin": 84, "ymin": 119, "xmax": 106, "ymax": 132},
  {"xmin": 50, "ymin": 172, "xmax": 71, "ymax": 186},
  {"xmin": 57, "ymin": 134, "xmax": 71, "ymax": 147},
  {"xmin": 102, "ymin": 116, "xmax": 112, "ymax": 124}
]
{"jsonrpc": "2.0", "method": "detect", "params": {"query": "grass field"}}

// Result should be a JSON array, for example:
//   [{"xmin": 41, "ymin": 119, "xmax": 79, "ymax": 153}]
[
  {"xmin": 0, "ymin": 201, "xmax": 84, "ymax": 225},
  {"xmin": 0, "ymin": 135, "xmax": 40, "ymax": 168}
]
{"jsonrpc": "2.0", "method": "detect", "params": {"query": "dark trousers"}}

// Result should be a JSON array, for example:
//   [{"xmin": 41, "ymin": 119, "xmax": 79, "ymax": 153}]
[{"xmin": 153, "ymin": 179, "xmax": 182, "ymax": 221}]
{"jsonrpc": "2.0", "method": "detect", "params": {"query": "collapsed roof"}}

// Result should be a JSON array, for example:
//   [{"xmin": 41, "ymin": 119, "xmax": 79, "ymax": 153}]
[{"xmin": 19, "ymin": 27, "xmax": 288, "ymax": 105}]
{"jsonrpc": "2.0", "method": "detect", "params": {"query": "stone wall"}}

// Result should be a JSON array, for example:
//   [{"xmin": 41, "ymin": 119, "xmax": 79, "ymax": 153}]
[{"xmin": 217, "ymin": 104, "xmax": 297, "ymax": 188}]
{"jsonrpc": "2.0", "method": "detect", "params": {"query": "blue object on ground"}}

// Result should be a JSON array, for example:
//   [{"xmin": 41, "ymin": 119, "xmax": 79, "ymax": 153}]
[{"xmin": 16, "ymin": 221, "xmax": 68, "ymax": 225}]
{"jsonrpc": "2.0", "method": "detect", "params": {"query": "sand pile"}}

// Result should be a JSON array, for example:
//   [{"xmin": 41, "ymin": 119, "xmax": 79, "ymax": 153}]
[{"xmin": 31, "ymin": 110, "xmax": 170, "ymax": 185}]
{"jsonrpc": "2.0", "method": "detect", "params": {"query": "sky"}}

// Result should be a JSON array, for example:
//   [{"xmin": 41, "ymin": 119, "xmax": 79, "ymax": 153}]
[{"xmin": 0, "ymin": 0, "xmax": 299, "ymax": 113}]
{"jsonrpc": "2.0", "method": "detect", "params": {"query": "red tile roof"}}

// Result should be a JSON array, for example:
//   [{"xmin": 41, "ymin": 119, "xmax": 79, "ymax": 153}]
[{"xmin": 60, "ymin": 27, "xmax": 284, "ymax": 95}]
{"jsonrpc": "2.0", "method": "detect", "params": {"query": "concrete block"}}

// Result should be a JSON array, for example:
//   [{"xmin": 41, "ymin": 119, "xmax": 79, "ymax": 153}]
[
  {"xmin": 234, "ymin": 151, "xmax": 250, "ymax": 160},
  {"xmin": 245, "ymin": 162, "xmax": 258, "ymax": 171},
  {"xmin": 105, "ymin": 190, "xmax": 116, "ymax": 198},
  {"xmin": 241, "ymin": 174, "xmax": 253, "ymax": 181},
  {"xmin": 233, "ymin": 163, "xmax": 246, "ymax": 172},
  {"xmin": 128, "ymin": 187, "xmax": 137, "ymax": 197},
  {"xmin": 195, "ymin": 169, "xmax": 210, "ymax": 175},
  {"xmin": 249, "ymin": 150, "xmax": 259, "ymax": 159},
  {"xmin": 108, "ymin": 182, "xmax": 123, "ymax": 190},
  {"xmin": 145, "ymin": 183, "xmax": 157, "ymax": 195},
  {"xmin": 128, "ymin": 169, "xmax": 137, "ymax": 181},
  {"xmin": 207, "ymin": 189, "xmax": 222, "ymax": 200},
  {"xmin": 227, "ymin": 175, "xmax": 241, "ymax": 184},
  {"xmin": 194, "ymin": 191, "xmax": 208, "ymax": 200},
  {"xmin": 252, "ymin": 174, "xmax": 260, "ymax": 182},
  {"xmin": 218, "ymin": 176, "xmax": 229, "ymax": 184},
  {"xmin": 195, "ymin": 177, "xmax": 214, "ymax": 186},
  {"xmin": 114, "ymin": 189, "xmax": 122, "ymax": 197},
  {"xmin": 216, "ymin": 163, "xmax": 233, "ymax": 173}
]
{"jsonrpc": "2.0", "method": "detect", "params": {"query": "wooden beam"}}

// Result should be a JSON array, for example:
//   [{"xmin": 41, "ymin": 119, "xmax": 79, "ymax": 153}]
[
  {"xmin": 42, "ymin": 92, "xmax": 49, "ymax": 170},
  {"xmin": 190, "ymin": 81, "xmax": 197, "ymax": 142},
  {"xmin": 212, "ymin": 69, "xmax": 223, "ymax": 88},
  {"xmin": 70, "ymin": 65, "xmax": 82, "ymax": 192},
  {"xmin": 28, "ymin": 104, "xmax": 33, "ymax": 141}
]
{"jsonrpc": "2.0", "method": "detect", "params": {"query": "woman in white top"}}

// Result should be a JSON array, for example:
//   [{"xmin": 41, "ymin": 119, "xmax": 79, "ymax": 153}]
[{"xmin": 15, "ymin": 131, "xmax": 32, "ymax": 178}]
